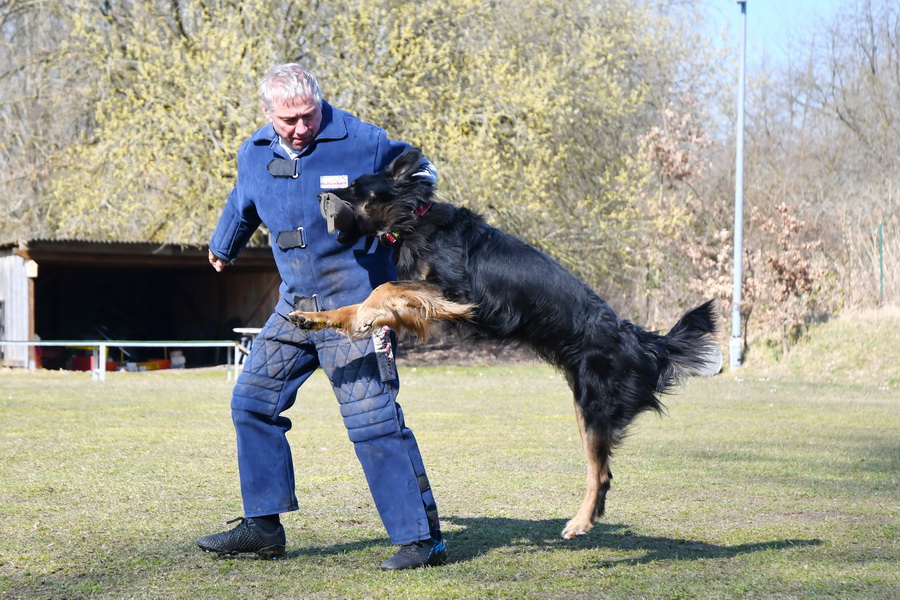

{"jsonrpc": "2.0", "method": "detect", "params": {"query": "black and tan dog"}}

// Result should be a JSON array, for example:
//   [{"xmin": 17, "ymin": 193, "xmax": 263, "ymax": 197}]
[{"xmin": 290, "ymin": 148, "xmax": 719, "ymax": 539}]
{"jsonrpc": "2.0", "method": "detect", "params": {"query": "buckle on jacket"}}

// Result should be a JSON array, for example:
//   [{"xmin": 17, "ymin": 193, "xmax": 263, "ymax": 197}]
[
  {"xmin": 267, "ymin": 158, "xmax": 299, "ymax": 178},
  {"xmin": 276, "ymin": 227, "xmax": 307, "ymax": 250},
  {"xmin": 292, "ymin": 295, "xmax": 318, "ymax": 312}
]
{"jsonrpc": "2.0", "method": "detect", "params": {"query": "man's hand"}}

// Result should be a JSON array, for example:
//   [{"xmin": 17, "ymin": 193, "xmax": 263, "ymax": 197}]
[{"xmin": 209, "ymin": 249, "xmax": 228, "ymax": 272}]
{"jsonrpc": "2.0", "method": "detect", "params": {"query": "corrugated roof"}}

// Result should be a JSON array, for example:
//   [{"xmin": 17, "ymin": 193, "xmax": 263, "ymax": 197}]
[
  {"xmin": 1, "ymin": 237, "xmax": 274, "ymax": 267},
  {"xmin": 1, "ymin": 237, "xmax": 269, "ymax": 250},
  {"xmin": 1, "ymin": 237, "xmax": 202, "ymax": 249}
]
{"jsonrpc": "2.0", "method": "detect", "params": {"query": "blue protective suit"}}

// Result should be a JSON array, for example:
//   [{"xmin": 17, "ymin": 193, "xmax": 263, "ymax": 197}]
[{"xmin": 208, "ymin": 101, "xmax": 441, "ymax": 545}]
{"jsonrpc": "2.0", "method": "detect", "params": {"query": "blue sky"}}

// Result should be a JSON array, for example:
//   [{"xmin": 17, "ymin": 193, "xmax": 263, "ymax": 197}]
[{"xmin": 706, "ymin": 0, "xmax": 846, "ymax": 70}]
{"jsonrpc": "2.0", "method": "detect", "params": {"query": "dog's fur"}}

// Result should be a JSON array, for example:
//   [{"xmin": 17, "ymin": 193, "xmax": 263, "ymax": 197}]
[{"xmin": 290, "ymin": 148, "xmax": 719, "ymax": 539}]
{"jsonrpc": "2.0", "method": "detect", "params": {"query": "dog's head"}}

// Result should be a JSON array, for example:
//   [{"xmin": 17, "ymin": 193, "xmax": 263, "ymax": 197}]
[{"xmin": 318, "ymin": 147, "xmax": 435, "ymax": 243}]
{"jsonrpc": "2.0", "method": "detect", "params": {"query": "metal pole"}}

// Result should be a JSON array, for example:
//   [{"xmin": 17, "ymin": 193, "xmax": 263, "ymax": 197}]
[
  {"xmin": 100, "ymin": 343, "xmax": 108, "ymax": 382},
  {"xmin": 91, "ymin": 345, "xmax": 100, "ymax": 382},
  {"xmin": 730, "ymin": 0, "xmax": 747, "ymax": 369}
]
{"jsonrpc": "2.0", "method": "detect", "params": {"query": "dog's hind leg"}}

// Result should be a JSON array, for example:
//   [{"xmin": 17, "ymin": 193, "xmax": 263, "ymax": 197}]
[
  {"xmin": 562, "ymin": 405, "xmax": 614, "ymax": 539},
  {"xmin": 289, "ymin": 281, "xmax": 475, "ymax": 338}
]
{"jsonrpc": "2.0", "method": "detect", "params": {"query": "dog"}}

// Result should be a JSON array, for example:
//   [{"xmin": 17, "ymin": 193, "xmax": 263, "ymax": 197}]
[{"xmin": 290, "ymin": 147, "xmax": 719, "ymax": 539}]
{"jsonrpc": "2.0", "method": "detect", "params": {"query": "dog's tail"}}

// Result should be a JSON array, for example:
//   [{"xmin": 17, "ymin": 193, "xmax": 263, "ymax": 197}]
[{"xmin": 657, "ymin": 299, "xmax": 721, "ymax": 389}]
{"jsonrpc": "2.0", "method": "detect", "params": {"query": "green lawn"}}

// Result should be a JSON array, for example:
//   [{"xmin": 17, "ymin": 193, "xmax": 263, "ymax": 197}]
[{"xmin": 0, "ymin": 365, "xmax": 897, "ymax": 599}]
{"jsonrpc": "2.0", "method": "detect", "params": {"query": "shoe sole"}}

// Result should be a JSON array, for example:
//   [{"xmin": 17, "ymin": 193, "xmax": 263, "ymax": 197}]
[
  {"xmin": 380, "ymin": 550, "xmax": 448, "ymax": 571},
  {"xmin": 198, "ymin": 544, "xmax": 286, "ymax": 559}
]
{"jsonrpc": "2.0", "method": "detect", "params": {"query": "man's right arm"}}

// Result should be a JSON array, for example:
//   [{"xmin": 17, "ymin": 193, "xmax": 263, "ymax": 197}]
[
  {"xmin": 208, "ymin": 249, "xmax": 229, "ymax": 272},
  {"xmin": 209, "ymin": 147, "xmax": 263, "ymax": 271}
]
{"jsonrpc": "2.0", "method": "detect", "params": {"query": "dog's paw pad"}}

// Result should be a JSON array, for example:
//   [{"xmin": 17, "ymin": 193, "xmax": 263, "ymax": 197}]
[{"xmin": 288, "ymin": 312, "xmax": 314, "ymax": 327}]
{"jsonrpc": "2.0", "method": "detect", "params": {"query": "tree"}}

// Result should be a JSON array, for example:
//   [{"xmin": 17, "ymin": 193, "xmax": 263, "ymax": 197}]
[
  {"xmin": 3, "ymin": 0, "xmax": 728, "ymax": 323},
  {"xmin": 317, "ymin": 0, "xmax": 700, "ymax": 295},
  {"xmin": 0, "ymin": 1, "xmax": 88, "ymax": 240},
  {"xmin": 44, "ymin": 0, "xmax": 310, "ymax": 242},
  {"xmin": 669, "ymin": 0, "xmax": 900, "ymax": 356}
]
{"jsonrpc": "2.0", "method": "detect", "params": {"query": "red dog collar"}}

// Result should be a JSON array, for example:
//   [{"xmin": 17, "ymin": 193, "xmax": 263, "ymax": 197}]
[
  {"xmin": 381, "ymin": 202, "xmax": 433, "ymax": 244},
  {"xmin": 413, "ymin": 201, "xmax": 433, "ymax": 216}
]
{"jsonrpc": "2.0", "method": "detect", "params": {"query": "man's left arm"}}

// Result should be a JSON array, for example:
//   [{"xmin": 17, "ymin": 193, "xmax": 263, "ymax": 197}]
[
  {"xmin": 378, "ymin": 138, "xmax": 438, "ymax": 184},
  {"xmin": 412, "ymin": 157, "xmax": 438, "ymax": 184}
]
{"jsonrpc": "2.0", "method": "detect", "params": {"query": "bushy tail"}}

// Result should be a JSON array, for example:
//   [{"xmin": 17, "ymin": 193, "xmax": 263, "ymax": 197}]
[{"xmin": 659, "ymin": 299, "xmax": 721, "ymax": 388}]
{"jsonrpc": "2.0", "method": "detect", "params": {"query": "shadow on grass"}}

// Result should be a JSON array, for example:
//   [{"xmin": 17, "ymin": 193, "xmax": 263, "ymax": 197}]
[
  {"xmin": 286, "ymin": 538, "xmax": 385, "ymax": 560},
  {"xmin": 441, "ymin": 516, "xmax": 823, "ymax": 567},
  {"xmin": 281, "ymin": 516, "xmax": 821, "ymax": 567}
]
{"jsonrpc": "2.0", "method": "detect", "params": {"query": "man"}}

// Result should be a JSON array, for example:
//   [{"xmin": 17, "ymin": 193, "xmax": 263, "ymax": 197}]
[{"xmin": 196, "ymin": 63, "xmax": 446, "ymax": 571}]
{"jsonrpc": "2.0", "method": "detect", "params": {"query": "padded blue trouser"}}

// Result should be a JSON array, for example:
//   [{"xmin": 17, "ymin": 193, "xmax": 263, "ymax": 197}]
[{"xmin": 230, "ymin": 312, "xmax": 440, "ymax": 545}]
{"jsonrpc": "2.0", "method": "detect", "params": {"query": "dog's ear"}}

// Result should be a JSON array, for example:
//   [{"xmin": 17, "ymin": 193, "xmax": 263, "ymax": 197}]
[{"xmin": 389, "ymin": 147, "xmax": 424, "ymax": 181}]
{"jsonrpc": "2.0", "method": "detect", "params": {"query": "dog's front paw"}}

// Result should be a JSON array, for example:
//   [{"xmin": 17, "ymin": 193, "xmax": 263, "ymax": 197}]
[{"xmin": 288, "ymin": 311, "xmax": 320, "ymax": 329}]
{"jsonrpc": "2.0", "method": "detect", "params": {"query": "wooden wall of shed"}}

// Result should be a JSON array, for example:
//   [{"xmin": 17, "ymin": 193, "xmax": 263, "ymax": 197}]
[{"xmin": 0, "ymin": 252, "xmax": 32, "ymax": 367}]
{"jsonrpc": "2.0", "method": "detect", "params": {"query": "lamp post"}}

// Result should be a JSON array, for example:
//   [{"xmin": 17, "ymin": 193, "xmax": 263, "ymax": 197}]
[{"xmin": 730, "ymin": 0, "xmax": 747, "ymax": 369}]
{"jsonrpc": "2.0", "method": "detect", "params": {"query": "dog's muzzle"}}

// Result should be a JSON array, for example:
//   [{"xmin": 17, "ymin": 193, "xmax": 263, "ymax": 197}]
[{"xmin": 318, "ymin": 192, "xmax": 355, "ymax": 234}]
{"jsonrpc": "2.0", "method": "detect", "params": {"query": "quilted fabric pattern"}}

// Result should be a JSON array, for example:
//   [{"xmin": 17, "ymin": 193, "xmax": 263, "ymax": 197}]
[
  {"xmin": 227, "ymin": 312, "xmax": 440, "ymax": 544},
  {"xmin": 231, "ymin": 312, "xmax": 318, "ymax": 416},
  {"xmin": 232, "ymin": 313, "xmax": 400, "ymax": 424},
  {"xmin": 244, "ymin": 312, "xmax": 312, "ymax": 380},
  {"xmin": 318, "ymin": 331, "xmax": 401, "ymax": 443}
]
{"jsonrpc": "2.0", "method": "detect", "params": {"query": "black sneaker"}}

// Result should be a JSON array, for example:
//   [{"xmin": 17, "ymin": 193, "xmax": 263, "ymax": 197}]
[
  {"xmin": 380, "ymin": 538, "xmax": 447, "ymax": 570},
  {"xmin": 196, "ymin": 517, "xmax": 286, "ymax": 559}
]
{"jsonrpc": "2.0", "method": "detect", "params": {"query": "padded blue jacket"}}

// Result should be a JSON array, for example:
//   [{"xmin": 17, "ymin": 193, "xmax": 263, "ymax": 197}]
[{"xmin": 209, "ymin": 101, "xmax": 413, "ymax": 316}]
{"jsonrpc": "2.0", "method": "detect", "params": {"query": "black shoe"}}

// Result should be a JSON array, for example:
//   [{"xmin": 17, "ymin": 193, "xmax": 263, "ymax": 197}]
[
  {"xmin": 380, "ymin": 538, "xmax": 447, "ymax": 571},
  {"xmin": 196, "ymin": 517, "xmax": 286, "ymax": 558}
]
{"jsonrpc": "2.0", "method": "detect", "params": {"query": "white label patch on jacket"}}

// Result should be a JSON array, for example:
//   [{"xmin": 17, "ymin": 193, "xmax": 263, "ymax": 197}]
[{"xmin": 320, "ymin": 175, "xmax": 349, "ymax": 190}]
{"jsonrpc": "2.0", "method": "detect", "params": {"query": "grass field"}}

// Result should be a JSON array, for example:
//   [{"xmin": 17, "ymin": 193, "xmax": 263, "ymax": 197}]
[{"xmin": 1, "ymin": 317, "xmax": 898, "ymax": 598}]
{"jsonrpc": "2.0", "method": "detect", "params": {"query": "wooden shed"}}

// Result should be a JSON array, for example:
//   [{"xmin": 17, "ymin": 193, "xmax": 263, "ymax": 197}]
[{"xmin": 0, "ymin": 239, "xmax": 279, "ymax": 368}]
